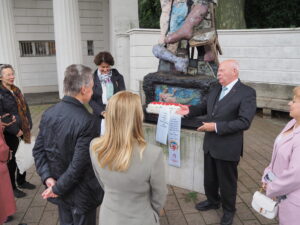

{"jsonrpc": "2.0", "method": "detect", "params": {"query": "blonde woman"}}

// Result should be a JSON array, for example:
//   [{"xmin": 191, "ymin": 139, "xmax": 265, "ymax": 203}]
[
  {"xmin": 90, "ymin": 91, "xmax": 167, "ymax": 225},
  {"xmin": 262, "ymin": 86, "xmax": 300, "ymax": 225}
]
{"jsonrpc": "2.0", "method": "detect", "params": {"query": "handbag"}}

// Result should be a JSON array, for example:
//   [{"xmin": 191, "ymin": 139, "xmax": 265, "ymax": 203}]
[
  {"xmin": 251, "ymin": 190, "xmax": 278, "ymax": 219},
  {"xmin": 15, "ymin": 137, "xmax": 35, "ymax": 174}
]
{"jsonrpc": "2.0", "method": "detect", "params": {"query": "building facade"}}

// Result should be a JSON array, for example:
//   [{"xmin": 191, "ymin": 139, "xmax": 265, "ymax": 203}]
[{"xmin": 0, "ymin": 0, "xmax": 139, "ymax": 97}]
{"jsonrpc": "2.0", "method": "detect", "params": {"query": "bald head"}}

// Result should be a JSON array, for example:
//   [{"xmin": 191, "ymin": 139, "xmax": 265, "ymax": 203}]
[{"xmin": 217, "ymin": 60, "xmax": 239, "ymax": 86}]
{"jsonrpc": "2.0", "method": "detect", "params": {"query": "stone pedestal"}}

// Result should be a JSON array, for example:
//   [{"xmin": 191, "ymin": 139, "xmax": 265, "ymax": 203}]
[
  {"xmin": 143, "ymin": 72, "xmax": 217, "ymax": 128},
  {"xmin": 143, "ymin": 123, "xmax": 205, "ymax": 193}
]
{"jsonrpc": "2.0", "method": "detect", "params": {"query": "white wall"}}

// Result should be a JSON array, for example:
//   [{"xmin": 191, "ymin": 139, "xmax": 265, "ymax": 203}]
[
  {"xmin": 80, "ymin": 0, "xmax": 109, "ymax": 69},
  {"xmin": 13, "ymin": 0, "xmax": 56, "ymax": 93},
  {"xmin": 127, "ymin": 29, "xmax": 160, "ymax": 92},
  {"xmin": 117, "ymin": 28, "xmax": 300, "ymax": 93},
  {"xmin": 109, "ymin": 0, "xmax": 139, "ymax": 60},
  {"xmin": 115, "ymin": 33, "xmax": 130, "ymax": 88},
  {"xmin": 218, "ymin": 28, "xmax": 300, "ymax": 85},
  {"xmin": 13, "ymin": 0, "xmax": 108, "ymax": 93}
]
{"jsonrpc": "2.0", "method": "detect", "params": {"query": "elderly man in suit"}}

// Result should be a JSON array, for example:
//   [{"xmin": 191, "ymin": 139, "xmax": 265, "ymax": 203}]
[{"xmin": 177, "ymin": 59, "xmax": 256, "ymax": 225}]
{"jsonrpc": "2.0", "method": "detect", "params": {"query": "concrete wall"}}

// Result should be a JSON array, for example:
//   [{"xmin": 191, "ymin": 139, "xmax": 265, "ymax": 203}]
[
  {"xmin": 13, "ymin": 0, "xmax": 108, "ymax": 93},
  {"xmin": 218, "ymin": 29, "xmax": 300, "ymax": 85},
  {"xmin": 80, "ymin": 0, "xmax": 109, "ymax": 69},
  {"xmin": 116, "ymin": 28, "xmax": 300, "ymax": 111},
  {"xmin": 109, "ymin": 0, "xmax": 139, "ymax": 57},
  {"xmin": 144, "ymin": 123, "xmax": 205, "ymax": 193}
]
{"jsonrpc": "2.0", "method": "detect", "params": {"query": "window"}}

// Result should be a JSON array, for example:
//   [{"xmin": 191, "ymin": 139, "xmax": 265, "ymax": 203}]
[
  {"xmin": 19, "ymin": 41, "xmax": 56, "ymax": 57},
  {"xmin": 87, "ymin": 40, "xmax": 94, "ymax": 56}
]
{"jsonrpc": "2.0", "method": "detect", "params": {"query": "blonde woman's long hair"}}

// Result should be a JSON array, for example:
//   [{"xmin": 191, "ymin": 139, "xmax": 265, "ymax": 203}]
[{"xmin": 91, "ymin": 91, "xmax": 146, "ymax": 171}]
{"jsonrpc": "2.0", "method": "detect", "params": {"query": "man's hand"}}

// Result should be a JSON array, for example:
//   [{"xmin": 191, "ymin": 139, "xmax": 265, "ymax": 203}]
[
  {"xmin": 42, "ymin": 187, "xmax": 58, "ymax": 199},
  {"xmin": 197, "ymin": 122, "xmax": 216, "ymax": 132},
  {"xmin": 45, "ymin": 177, "xmax": 56, "ymax": 188},
  {"xmin": 16, "ymin": 129, "xmax": 23, "ymax": 137},
  {"xmin": 176, "ymin": 105, "xmax": 189, "ymax": 116},
  {"xmin": 159, "ymin": 209, "xmax": 165, "ymax": 216},
  {"xmin": 101, "ymin": 111, "xmax": 106, "ymax": 118}
]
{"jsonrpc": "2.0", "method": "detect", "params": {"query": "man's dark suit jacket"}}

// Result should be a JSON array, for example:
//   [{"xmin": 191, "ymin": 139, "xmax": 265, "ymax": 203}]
[
  {"xmin": 33, "ymin": 96, "xmax": 104, "ymax": 214},
  {"xmin": 89, "ymin": 69, "xmax": 125, "ymax": 117},
  {"xmin": 188, "ymin": 80, "xmax": 257, "ymax": 162}
]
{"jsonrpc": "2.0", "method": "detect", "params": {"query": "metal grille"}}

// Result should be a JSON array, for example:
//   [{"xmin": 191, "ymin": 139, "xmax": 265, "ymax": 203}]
[{"xmin": 19, "ymin": 41, "xmax": 56, "ymax": 57}]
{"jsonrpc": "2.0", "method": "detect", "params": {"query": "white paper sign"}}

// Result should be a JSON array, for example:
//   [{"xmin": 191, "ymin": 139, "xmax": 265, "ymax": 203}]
[
  {"xmin": 168, "ymin": 113, "xmax": 181, "ymax": 167},
  {"xmin": 156, "ymin": 107, "xmax": 170, "ymax": 144}
]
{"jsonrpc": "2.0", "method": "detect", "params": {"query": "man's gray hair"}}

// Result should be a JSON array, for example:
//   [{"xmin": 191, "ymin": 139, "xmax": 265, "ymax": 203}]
[
  {"xmin": 63, "ymin": 64, "xmax": 93, "ymax": 96},
  {"xmin": 0, "ymin": 64, "xmax": 14, "ymax": 78}
]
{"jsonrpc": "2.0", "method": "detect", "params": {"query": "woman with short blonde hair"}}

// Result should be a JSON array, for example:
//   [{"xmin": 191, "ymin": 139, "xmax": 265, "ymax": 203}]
[
  {"xmin": 90, "ymin": 91, "xmax": 167, "ymax": 225},
  {"xmin": 262, "ymin": 86, "xmax": 300, "ymax": 225}
]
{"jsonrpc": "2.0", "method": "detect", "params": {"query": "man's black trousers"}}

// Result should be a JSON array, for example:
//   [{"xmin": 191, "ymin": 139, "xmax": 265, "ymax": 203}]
[{"xmin": 204, "ymin": 152, "xmax": 238, "ymax": 212}]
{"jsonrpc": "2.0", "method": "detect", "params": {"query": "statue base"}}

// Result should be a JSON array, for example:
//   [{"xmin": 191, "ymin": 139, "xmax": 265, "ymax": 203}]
[
  {"xmin": 144, "ymin": 122, "xmax": 205, "ymax": 193},
  {"xmin": 143, "ymin": 71, "xmax": 217, "ymax": 129},
  {"xmin": 159, "ymin": 59, "xmax": 218, "ymax": 77}
]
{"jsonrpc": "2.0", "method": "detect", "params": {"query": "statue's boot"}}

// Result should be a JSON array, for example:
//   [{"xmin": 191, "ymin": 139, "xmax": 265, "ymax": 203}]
[
  {"xmin": 165, "ymin": 4, "xmax": 208, "ymax": 44},
  {"xmin": 203, "ymin": 38, "xmax": 222, "ymax": 64},
  {"xmin": 153, "ymin": 44, "xmax": 189, "ymax": 73},
  {"xmin": 204, "ymin": 45, "xmax": 214, "ymax": 62}
]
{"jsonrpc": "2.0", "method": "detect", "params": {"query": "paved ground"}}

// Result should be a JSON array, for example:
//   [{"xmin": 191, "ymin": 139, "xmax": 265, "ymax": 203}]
[{"xmin": 6, "ymin": 104, "xmax": 286, "ymax": 225}]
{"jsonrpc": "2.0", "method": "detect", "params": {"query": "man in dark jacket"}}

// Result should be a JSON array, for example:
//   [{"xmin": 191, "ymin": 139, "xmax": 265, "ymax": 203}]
[
  {"xmin": 177, "ymin": 60, "xmax": 257, "ymax": 225},
  {"xmin": 33, "ymin": 64, "xmax": 104, "ymax": 225}
]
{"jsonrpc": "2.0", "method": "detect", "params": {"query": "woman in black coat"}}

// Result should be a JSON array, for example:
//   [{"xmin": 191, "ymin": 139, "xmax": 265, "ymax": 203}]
[
  {"xmin": 89, "ymin": 52, "xmax": 126, "ymax": 134},
  {"xmin": 0, "ymin": 64, "xmax": 35, "ymax": 199}
]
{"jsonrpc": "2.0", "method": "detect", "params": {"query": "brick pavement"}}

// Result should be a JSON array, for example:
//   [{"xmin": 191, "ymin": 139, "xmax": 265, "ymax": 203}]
[{"xmin": 6, "ymin": 104, "xmax": 286, "ymax": 225}]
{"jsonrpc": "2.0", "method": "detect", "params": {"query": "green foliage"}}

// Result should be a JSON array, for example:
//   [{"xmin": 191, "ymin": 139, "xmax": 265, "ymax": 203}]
[
  {"xmin": 138, "ymin": 0, "xmax": 161, "ymax": 28},
  {"xmin": 138, "ymin": 0, "xmax": 300, "ymax": 29},
  {"xmin": 185, "ymin": 191, "xmax": 198, "ymax": 202},
  {"xmin": 245, "ymin": 0, "xmax": 300, "ymax": 28}
]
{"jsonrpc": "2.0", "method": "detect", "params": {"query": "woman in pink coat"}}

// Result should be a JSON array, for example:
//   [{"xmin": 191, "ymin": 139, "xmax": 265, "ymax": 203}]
[
  {"xmin": 0, "ymin": 116, "xmax": 16, "ymax": 224},
  {"xmin": 262, "ymin": 86, "xmax": 300, "ymax": 225}
]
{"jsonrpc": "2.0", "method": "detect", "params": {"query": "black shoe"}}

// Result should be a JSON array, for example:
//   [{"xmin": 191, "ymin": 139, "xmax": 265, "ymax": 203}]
[
  {"xmin": 18, "ymin": 181, "xmax": 36, "ymax": 190},
  {"xmin": 4, "ymin": 216, "xmax": 13, "ymax": 223},
  {"xmin": 195, "ymin": 200, "xmax": 220, "ymax": 211},
  {"xmin": 220, "ymin": 211, "xmax": 235, "ymax": 225},
  {"xmin": 13, "ymin": 188, "xmax": 27, "ymax": 198}
]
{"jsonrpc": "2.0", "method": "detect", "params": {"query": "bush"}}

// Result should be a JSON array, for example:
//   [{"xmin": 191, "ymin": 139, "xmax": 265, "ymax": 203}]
[
  {"xmin": 138, "ymin": 0, "xmax": 161, "ymax": 28},
  {"xmin": 139, "ymin": 0, "xmax": 300, "ymax": 29},
  {"xmin": 245, "ymin": 0, "xmax": 300, "ymax": 28}
]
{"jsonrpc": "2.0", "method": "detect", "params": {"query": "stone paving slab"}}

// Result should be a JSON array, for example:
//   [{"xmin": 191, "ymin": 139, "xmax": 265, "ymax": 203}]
[{"xmin": 6, "ymin": 104, "xmax": 285, "ymax": 225}]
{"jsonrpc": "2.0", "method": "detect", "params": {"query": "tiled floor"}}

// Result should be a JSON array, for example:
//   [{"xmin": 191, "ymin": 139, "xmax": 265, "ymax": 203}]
[{"xmin": 6, "ymin": 104, "xmax": 284, "ymax": 225}]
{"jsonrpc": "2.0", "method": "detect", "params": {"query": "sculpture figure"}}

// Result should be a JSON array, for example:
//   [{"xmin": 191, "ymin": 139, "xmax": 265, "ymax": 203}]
[{"xmin": 153, "ymin": 0, "xmax": 221, "ymax": 75}]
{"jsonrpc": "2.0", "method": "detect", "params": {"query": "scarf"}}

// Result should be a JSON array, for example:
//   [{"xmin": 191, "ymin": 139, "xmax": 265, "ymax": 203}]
[
  {"xmin": 9, "ymin": 85, "xmax": 31, "ymax": 143},
  {"xmin": 98, "ymin": 70, "xmax": 114, "ymax": 100}
]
